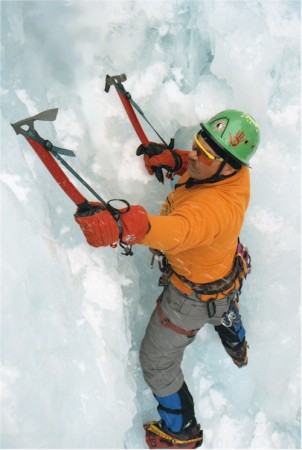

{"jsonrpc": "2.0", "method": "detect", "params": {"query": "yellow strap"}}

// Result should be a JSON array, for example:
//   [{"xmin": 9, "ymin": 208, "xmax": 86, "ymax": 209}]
[
  {"xmin": 146, "ymin": 422, "xmax": 202, "ymax": 445},
  {"xmin": 235, "ymin": 253, "xmax": 248, "ymax": 276}
]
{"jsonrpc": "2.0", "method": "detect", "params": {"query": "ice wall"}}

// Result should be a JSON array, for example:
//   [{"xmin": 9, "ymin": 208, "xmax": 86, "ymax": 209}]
[{"xmin": 1, "ymin": 1, "xmax": 300, "ymax": 448}]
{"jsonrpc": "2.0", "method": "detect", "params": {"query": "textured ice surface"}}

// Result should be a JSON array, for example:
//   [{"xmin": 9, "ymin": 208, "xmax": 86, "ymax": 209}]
[{"xmin": 1, "ymin": 1, "xmax": 300, "ymax": 448}]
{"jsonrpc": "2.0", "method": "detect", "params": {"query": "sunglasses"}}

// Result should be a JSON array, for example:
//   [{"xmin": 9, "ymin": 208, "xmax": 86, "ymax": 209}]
[{"xmin": 193, "ymin": 133, "xmax": 224, "ymax": 163}]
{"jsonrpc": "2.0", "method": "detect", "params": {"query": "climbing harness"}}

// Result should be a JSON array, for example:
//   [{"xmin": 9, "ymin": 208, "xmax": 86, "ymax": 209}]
[
  {"xmin": 152, "ymin": 239, "xmax": 251, "ymax": 299},
  {"xmin": 152, "ymin": 240, "xmax": 251, "ymax": 329},
  {"xmin": 156, "ymin": 293, "xmax": 199, "ymax": 338}
]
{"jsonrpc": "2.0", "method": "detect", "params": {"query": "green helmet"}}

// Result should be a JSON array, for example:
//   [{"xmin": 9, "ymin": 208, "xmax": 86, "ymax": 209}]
[{"xmin": 201, "ymin": 109, "xmax": 260, "ymax": 167}]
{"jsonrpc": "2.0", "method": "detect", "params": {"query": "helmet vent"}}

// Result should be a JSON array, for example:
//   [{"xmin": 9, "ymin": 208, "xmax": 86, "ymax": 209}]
[{"xmin": 211, "ymin": 118, "xmax": 228, "ymax": 134}]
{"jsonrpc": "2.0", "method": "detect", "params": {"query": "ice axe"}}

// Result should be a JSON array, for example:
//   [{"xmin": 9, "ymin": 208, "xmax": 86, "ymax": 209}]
[
  {"xmin": 11, "ymin": 108, "xmax": 134, "ymax": 255},
  {"xmin": 105, "ymin": 73, "xmax": 174, "ymax": 183}
]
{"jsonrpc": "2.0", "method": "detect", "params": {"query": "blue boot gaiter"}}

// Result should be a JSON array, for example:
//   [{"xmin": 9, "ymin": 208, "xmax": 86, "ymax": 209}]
[{"xmin": 154, "ymin": 382, "xmax": 196, "ymax": 433}]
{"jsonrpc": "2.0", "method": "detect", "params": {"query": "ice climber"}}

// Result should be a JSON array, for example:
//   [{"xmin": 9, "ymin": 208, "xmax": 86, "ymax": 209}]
[{"xmin": 75, "ymin": 110, "xmax": 260, "ymax": 448}]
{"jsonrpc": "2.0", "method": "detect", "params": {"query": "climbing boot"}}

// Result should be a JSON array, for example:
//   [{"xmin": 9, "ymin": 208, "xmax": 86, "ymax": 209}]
[
  {"xmin": 232, "ymin": 340, "xmax": 249, "ymax": 368},
  {"xmin": 144, "ymin": 419, "xmax": 203, "ymax": 449}
]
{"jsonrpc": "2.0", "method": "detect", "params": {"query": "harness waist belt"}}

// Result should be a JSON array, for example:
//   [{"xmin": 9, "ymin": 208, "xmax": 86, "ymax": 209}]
[
  {"xmin": 178, "ymin": 258, "xmax": 240, "ymax": 294},
  {"xmin": 170, "ymin": 258, "xmax": 241, "ymax": 301}
]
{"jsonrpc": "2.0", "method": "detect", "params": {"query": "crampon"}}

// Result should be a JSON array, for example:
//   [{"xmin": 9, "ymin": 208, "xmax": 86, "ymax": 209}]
[{"xmin": 144, "ymin": 420, "xmax": 203, "ymax": 449}]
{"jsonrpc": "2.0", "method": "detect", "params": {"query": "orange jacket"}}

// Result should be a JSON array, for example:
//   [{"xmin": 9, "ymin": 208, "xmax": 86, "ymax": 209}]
[{"xmin": 140, "ymin": 167, "xmax": 250, "ymax": 283}]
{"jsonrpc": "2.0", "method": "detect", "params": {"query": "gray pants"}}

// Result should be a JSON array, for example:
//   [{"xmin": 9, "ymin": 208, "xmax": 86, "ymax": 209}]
[{"xmin": 139, "ymin": 282, "xmax": 244, "ymax": 397}]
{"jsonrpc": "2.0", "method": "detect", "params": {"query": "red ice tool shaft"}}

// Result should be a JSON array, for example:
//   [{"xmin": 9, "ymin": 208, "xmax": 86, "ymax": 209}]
[
  {"xmin": 26, "ymin": 136, "xmax": 86, "ymax": 206},
  {"xmin": 115, "ymin": 89, "xmax": 150, "ymax": 146}
]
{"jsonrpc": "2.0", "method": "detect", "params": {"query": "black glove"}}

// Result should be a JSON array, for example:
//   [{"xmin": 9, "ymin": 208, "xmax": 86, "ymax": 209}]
[{"xmin": 137, "ymin": 139, "xmax": 184, "ymax": 183}]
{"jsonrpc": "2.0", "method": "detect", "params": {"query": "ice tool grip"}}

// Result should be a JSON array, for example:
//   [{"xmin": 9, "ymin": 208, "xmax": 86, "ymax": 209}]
[{"xmin": 136, "ymin": 141, "xmax": 178, "ymax": 184}]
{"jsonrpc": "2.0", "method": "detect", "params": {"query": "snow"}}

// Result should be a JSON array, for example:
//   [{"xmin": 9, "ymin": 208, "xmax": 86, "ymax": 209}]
[{"xmin": 0, "ymin": 1, "xmax": 301, "ymax": 449}]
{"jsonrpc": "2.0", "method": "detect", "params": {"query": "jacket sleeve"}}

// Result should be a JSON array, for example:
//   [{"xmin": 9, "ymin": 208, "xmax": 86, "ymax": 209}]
[{"xmin": 139, "ymin": 198, "xmax": 230, "ymax": 254}]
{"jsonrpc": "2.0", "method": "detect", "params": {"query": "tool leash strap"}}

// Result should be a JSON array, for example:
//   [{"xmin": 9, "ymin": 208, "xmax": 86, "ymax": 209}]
[
  {"xmin": 27, "ymin": 129, "xmax": 76, "ymax": 157},
  {"xmin": 26, "ymin": 137, "xmax": 86, "ymax": 206},
  {"xmin": 26, "ymin": 129, "xmax": 109, "ymax": 207},
  {"xmin": 105, "ymin": 73, "xmax": 170, "ymax": 147},
  {"xmin": 49, "ymin": 150, "xmax": 108, "ymax": 206},
  {"xmin": 114, "ymin": 82, "xmax": 169, "ymax": 146}
]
